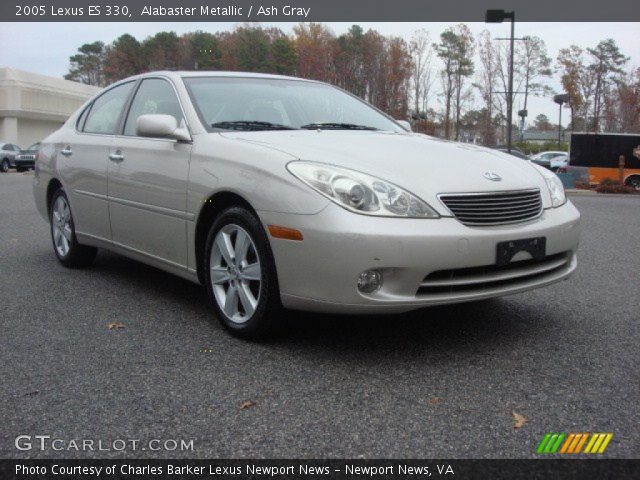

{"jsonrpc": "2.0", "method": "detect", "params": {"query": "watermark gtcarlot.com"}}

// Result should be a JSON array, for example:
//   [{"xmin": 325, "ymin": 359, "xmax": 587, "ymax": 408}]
[{"xmin": 15, "ymin": 435, "xmax": 194, "ymax": 452}]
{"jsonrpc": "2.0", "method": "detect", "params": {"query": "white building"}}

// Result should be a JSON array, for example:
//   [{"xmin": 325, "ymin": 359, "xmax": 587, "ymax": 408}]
[{"xmin": 0, "ymin": 67, "xmax": 100, "ymax": 148}]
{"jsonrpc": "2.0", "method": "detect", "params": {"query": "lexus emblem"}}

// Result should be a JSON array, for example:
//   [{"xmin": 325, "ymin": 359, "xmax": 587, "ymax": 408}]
[{"xmin": 484, "ymin": 171, "xmax": 502, "ymax": 181}]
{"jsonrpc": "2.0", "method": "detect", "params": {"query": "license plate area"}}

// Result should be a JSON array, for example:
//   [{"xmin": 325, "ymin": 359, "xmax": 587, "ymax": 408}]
[{"xmin": 496, "ymin": 237, "xmax": 546, "ymax": 266}]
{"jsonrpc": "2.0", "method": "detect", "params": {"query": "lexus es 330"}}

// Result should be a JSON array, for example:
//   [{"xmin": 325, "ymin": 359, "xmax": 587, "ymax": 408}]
[{"xmin": 33, "ymin": 72, "xmax": 580, "ymax": 338}]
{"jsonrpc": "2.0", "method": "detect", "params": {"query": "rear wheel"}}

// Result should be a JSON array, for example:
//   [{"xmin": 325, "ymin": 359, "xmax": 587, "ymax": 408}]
[
  {"xmin": 204, "ymin": 206, "xmax": 282, "ymax": 339},
  {"xmin": 50, "ymin": 188, "xmax": 97, "ymax": 267},
  {"xmin": 0, "ymin": 159, "xmax": 9, "ymax": 172}
]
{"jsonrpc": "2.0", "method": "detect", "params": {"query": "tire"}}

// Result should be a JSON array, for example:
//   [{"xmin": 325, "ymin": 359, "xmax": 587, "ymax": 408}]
[
  {"xmin": 0, "ymin": 159, "xmax": 9, "ymax": 173},
  {"xmin": 204, "ymin": 206, "xmax": 282, "ymax": 339},
  {"xmin": 50, "ymin": 188, "xmax": 97, "ymax": 268},
  {"xmin": 626, "ymin": 176, "xmax": 640, "ymax": 191}
]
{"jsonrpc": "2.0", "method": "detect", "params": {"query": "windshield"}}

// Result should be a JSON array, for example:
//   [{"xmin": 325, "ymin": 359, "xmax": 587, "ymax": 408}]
[{"xmin": 183, "ymin": 77, "xmax": 403, "ymax": 132}]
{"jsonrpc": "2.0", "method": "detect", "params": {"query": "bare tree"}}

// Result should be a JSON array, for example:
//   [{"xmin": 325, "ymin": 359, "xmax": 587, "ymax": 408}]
[
  {"xmin": 409, "ymin": 29, "xmax": 434, "ymax": 116},
  {"xmin": 475, "ymin": 30, "xmax": 498, "ymax": 145},
  {"xmin": 515, "ymin": 36, "xmax": 552, "ymax": 137}
]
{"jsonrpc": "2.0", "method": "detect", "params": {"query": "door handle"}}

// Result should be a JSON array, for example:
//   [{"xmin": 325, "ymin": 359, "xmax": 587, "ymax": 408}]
[
  {"xmin": 109, "ymin": 152, "xmax": 124, "ymax": 162},
  {"xmin": 60, "ymin": 146, "xmax": 73, "ymax": 157}
]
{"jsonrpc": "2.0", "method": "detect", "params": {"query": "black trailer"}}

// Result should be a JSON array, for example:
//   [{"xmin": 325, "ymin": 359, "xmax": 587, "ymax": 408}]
[{"xmin": 568, "ymin": 132, "xmax": 640, "ymax": 189}]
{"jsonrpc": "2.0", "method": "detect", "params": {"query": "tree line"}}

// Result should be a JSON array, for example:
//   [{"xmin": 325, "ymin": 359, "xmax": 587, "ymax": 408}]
[{"xmin": 65, "ymin": 23, "xmax": 640, "ymax": 143}]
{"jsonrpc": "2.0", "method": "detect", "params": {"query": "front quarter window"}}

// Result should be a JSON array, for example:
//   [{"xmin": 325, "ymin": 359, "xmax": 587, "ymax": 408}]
[{"xmin": 123, "ymin": 78, "xmax": 184, "ymax": 136}]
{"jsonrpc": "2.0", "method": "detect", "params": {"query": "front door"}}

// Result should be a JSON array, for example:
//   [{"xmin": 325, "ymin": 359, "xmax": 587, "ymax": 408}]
[{"xmin": 107, "ymin": 78, "xmax": 192, "ymax": 267}]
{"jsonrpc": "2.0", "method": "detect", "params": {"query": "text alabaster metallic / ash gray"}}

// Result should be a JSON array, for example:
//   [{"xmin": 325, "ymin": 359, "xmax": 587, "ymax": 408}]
[{"xmin": 33, "ymin": 71, "xmax": 580, "ymax": 314}]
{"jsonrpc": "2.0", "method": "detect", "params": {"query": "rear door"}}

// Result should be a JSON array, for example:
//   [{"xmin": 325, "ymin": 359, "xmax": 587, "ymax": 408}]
[
  {"xmin": 107, "ymin": 77, "xmax": 192, "ymax": 267},
  {"xmin": 59, "ymin": 81, "xmax": 136, "ymax": 241}
]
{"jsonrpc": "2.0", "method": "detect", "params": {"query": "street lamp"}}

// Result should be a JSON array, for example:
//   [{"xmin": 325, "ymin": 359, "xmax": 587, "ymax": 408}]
[
  {"xmin": 486, "ymin": 9, "xmax": 515, "ymax": 153},
  {"xmin": 554, "ymin": 94, "xmax": 570, "ymax": 149}
]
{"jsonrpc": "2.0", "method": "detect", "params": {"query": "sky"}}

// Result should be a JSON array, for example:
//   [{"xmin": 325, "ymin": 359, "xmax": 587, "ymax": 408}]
[{"xmin": 1, "ymin": 22, "xmax": 638, "ymax": 127}]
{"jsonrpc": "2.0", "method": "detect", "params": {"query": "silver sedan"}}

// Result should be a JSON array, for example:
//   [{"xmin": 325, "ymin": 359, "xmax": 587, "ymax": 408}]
[{"xmin": 33, "ymin": 71, "xmax": 580, "ymax": 338}]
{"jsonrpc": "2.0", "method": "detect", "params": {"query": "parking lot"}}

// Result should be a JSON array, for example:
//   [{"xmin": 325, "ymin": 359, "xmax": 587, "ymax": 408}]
[{"xmin": 1, "ymin": 171, "xmax": 638, "ymax": 459}]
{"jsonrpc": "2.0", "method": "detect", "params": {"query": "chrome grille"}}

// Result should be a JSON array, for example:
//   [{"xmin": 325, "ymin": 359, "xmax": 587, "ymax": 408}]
[{"xmin": 439, "ymin": 189, "xmax": 542, "ymax": 226}]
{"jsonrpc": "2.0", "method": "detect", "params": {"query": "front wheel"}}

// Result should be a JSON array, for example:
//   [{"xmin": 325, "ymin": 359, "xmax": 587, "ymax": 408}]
[
  {"xmin": 204, "ymin": 207, "xmax": 282, "ymax": 339},
  {"xmin": 0, "ymin": 159, "xmax": 9, "ymax": 172},
  {"xmin": 50, "ymin": 188, "xmax": 97, "ymax": 267}
]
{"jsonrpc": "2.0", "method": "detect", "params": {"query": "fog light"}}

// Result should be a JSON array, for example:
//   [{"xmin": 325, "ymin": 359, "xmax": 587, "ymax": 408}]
[{"xmin": 357, "ymin": 270, "xmax": 382, "ymax": 293}]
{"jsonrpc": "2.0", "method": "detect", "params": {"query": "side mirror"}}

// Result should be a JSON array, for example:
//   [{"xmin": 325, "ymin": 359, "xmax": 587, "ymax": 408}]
[
  {"xmin": 396, "ymin": 120, "xmax": 412, "ymax": 132},
  {"xmin": 136, "ymin": 114, "xmax": 191, "ymax": 142}
]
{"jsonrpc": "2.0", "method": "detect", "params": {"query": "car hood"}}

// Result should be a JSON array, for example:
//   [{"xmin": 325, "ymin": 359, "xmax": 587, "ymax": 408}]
[{"xmin": 219, "ymin": 130, "xmax": 553, "ymax": 210}]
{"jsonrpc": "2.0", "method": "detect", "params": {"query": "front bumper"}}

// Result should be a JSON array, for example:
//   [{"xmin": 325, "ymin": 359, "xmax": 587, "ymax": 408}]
[{"xmin": 259, "ymin": 201, "xmax": 581, "ymax": 314}]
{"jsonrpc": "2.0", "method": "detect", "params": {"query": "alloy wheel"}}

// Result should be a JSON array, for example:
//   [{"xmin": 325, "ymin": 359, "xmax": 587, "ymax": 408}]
[
  {"xmin": 209, "ymin": 224, "xmax": 262, "ymax": 324},
  {"xmin": 52, "ymin": 196, "xmax": 72, "ymax": 257}
]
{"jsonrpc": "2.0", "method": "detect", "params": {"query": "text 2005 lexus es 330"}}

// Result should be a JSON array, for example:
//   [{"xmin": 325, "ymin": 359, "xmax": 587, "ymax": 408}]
[{"xmin": 33, "ymin": 71, "xmax": 580, "ymax": 338}]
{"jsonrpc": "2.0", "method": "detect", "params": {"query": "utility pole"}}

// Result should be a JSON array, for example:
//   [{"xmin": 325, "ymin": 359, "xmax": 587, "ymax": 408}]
[
  {"xmin": 486, "ymin": 9, "xmax": 516, "ymax": 152},
  {"xmin": 507, "ymin": 15, "xmax": 515, "ymax": 153}
]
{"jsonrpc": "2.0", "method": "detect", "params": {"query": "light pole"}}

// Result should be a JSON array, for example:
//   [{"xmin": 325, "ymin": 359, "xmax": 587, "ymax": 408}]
[
  {"xmin": 486, "ymin": 9, "xmax": 515, "ymax": 153},
  {"xmin": 554, "ymin": 94, "xmax": 570, "ymax": 150}
]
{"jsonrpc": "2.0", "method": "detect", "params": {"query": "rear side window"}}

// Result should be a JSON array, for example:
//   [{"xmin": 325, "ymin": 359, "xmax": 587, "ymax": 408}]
[
  {"xmin": 83, "ymin": 82, "xmax": 135, "ymax": 134},
  {"xmin": 124, "ymin": 78, "xmax": 184, "ymax": 136}
]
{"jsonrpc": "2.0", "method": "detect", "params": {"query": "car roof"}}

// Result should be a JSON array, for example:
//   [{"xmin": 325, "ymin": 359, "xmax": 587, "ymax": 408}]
[{"xmin": 124, "ymin": 70, "xmax": 321, "ymax": 84}]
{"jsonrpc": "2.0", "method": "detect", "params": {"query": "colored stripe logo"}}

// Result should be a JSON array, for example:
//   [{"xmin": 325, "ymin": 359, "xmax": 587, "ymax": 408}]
[{"xmin": 537, "ymin": 433, "xmax": 613, "ymax": 454}]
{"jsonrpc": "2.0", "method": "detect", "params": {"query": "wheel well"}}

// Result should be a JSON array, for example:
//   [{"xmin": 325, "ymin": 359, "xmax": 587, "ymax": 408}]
[
  {"xmin": 194, "ymin": 191, "xmax": 257, "ymax": 284},
  {"xmin": 46, "ymin": 178, "xmax": 63, "ymax": 215}
]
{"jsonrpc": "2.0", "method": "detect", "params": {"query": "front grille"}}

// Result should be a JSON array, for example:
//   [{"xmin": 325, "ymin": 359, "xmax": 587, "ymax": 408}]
[
  {"xmin": 417, "ymin": 252, "xmax": 571, "ymax": 296},
  {"xmin": 439, "ymin": 189, "xmax": 542, "ymax": 226},
  {"xmin": 18, "ymin": 155, "xmax": 35, "ymax": 161}
]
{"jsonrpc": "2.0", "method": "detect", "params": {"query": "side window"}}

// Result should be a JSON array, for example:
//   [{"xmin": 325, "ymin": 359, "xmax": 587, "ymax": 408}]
[
  {"xmin": 124, "ymin": 78, "xmax": 184, "ymax": 136},
  {"xmin": 2, "ymin": 145, "xmax": 10, "ymax": 151},
  {"xmin": 83, "ymin": 82, "xmax": 135, "ymax": 134}
]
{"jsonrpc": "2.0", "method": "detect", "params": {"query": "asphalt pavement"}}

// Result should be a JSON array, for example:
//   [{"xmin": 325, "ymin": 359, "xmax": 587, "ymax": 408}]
[{"xmin": 1, "ymin": 171, "xmax": 638, "ymax": 459}]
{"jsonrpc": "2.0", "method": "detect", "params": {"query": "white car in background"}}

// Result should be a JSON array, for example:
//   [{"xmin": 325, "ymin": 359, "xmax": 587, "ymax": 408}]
[
  {"xmin": 32, "ymin": 71, "xmax": 581, "ymax": 338},
  {"xmin": 530, "ymin": 151, "xmax": 567, "ymax": 170},
  {"xmin": 549, "ymin": 153, "xmax": 569, "ymax": 172}
]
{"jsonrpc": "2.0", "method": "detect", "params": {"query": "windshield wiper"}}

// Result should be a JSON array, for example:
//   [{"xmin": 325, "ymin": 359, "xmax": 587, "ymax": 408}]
[
  {"xmin": 211, "ymin": 120, "xmax": 295, "ymax": 131},
  {"xmin": 299, "ymin": 122, "xmax": 378, "ymax": 131}
]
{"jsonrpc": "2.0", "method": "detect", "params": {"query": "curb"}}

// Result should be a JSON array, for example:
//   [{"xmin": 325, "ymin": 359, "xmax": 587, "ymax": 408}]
[
  {"xmin": 566, "ymin": 189, "xmax": 597, "ymax": 196},
  {"xmin": 567, "ymin": 189, "xmax": 640, "ymax": 198}
]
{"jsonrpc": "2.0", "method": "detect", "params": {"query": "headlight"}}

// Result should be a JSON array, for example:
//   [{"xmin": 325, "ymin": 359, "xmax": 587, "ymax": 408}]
[
  {"xmin": 287, "ymin": 161, "xmax": 439, "ymax": 218},
  {"xmin": 530, "ymin": 162, "xmax": 566, "ymax": 207}
]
